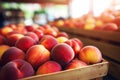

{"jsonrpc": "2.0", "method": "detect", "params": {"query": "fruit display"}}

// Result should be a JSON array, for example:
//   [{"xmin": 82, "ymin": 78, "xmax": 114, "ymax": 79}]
[
  {"xmin": 0, "ymin": 23, "xmax": 105, "ymax": 80},
  {"xmin": 49, "ymin": 11, "xmax": 120, "ymax": 32}
]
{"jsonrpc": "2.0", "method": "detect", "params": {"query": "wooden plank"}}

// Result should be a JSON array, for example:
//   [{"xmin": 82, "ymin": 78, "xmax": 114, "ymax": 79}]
[
  {"xmin": 21, "ymin": 61, "xmax": 108, "ymax": 80},
  {"xmin": 68, "ymin": 34, "xmax": 120, "ymax": 62},
  {"xmin": 58, "ymin": 27, "xmax": 120, "ymax": 44}
]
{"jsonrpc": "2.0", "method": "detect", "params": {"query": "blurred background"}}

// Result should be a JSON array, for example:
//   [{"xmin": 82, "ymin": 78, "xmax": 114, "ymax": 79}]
[{"xmin": 0, "ymin": 0, "xmax": 120, "ymax": 26}]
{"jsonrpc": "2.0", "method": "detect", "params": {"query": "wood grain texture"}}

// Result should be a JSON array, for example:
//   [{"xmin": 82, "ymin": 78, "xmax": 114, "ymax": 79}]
[{"xmin": 21, "ymin": 61, "xmax": 108, "ymax": 80}]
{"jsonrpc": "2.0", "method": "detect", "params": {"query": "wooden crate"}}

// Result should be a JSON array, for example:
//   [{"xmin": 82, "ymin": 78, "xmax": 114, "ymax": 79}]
[
  {"xmin": 57, "ymin": 27, "xmax": 120, "ymax": 44},
  {"xmin": 21, "ymin": 60, "xmax": 108, "ymax": 80},
  {"xmin": 57, "ymin": 27, "xmax": 120, "ymax": 79}
]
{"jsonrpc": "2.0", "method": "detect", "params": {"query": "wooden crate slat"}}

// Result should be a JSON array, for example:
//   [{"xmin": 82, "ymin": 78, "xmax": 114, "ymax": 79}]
[
  {"xmin": 58, "ymin": 27, "xmax": 120, "ymax": 44},
  {"xmin": 21, "ymin": 61, "xmax": 108, "ymax": 80}
]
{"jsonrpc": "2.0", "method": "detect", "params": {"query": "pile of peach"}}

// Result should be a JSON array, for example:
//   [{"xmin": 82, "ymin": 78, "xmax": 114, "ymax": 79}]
[
  {"xmin": 50, "ymin": 14, "xmax": 120, "ymax": 32},
  {"xmin": 0, "ymin": 24, "xmax": 103, "ymax": 80}
]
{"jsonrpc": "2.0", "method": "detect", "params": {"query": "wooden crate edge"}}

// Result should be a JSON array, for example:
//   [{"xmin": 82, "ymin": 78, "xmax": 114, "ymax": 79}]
[{"xmin": 21, "ymin": 60, "xmax": 109, "ymax": 80}]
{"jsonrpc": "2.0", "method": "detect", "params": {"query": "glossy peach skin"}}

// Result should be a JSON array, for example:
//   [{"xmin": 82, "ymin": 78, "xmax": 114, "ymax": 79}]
[
  {"xmin": 15, "ymin": 36, "xmax": 36, "ymax": 52},
  {"xmin": 15, "ymin": 24, "xmax": 28, "ymax": 34},
  {"xmin": 36, "ymin": 61, "xmax": 62, "ymax": 75},
  {"xmin": 0, "ymin": 59, "xmax": 34, "ymax": 80},
  {"xmin": 65, "ymin": 38, "xmax": 83, "ymax": 57},
  {"xmin": 26, "ymin": 45, "xmax": 50, "ymax": 69},
  {"xmin": 113, "ymin": 16, "xmax": 120, "ymax": 26},
  {"xmin": 25, "ymin": 25, "xmax": 35, "ymax": 32},
  {"xmin": 65, "ymin": 59, "xmax": 87, "ymax": 70},
  {"xmin": 102, "ymin": 23, "xmax": 118, "ymax": 31},
  {"xmin": 1, "ymin": 47, "xmax": 25, "ymax": 66},
  {"xmin": 0, "ymin": 45, "xmax": 10, "ymax": 60},
  {"xmin": 33, "ymin": 29, "xmax": 44, "ymax": 40},
  {"xmin": 65, "ymin": 39, "xmax": 81, "ymax": 56},
  {"xmin": 7, "ymin": 24, "xmax": 17, "ymax": 30},
  {"xmin": 0, "ymin": 26, "xmax": 13, "ymax": 37},
  {"xmin": 71, "ymin": 38, "xmax": 83, "ymax": 48},
  {"xmin": 6, "ymin": 33, "xmax": 24, "ymax": 46},
  {"xmin": 78, "ymin": 45, "xmax": 102, "ymax": 64},
  {"xmin": 51, "ymin": 43, "xmax": 75, "ymax": 67},
  {"xmin": 56, "ymin": 32, "xmax": 69, "ymax": 38},
  {"xmin": 43, "ymin": 27, "xmax": 58, "ymax": 37},
  {"xmin": 24, "ymin": 32, "xmax": 39, "ymax": 43},
  {"xmin": 57, "ymin": 36, "xmax": 68, "ymax": 43},
  {"xmin": 39, "ymin": 35, "xmax": 58, "ymax": 51},
  {"xmin": 0, "ymin": 35, "xmax": 7, "ymax": 45}
]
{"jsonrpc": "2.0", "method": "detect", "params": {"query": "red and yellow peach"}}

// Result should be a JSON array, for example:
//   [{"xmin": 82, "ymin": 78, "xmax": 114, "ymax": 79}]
[
  {"xmin": 26, "ymin": 45, "xmax": 50, "ymax": 69},
  {"xmin": 15, "ymin": 36, "xmax": 35, "ymax": 52},
  {"xmin": 39, "ymin": 35, "xmax": 58, "ymax": 51},
  {"xmin": 65, "ymin": 59, "xmax": 87, "ymax": 70},
  {"xmin": 0, "ymin": 59, "xmax": 34, "ymax": 80},
  {"xmin": 36, "ymin": 61, "xmax": 62, "ymax": 75},
  {"xmin": 51, "ymin": 43, "xmax": 75, "ymax": 66},
  {"xmin": 78, "ymin": 45, "xmax": 102, "ymax": 64},
  {"xmin": 1, "ymin": 47, "xmax": 25, "ymax": 65}
]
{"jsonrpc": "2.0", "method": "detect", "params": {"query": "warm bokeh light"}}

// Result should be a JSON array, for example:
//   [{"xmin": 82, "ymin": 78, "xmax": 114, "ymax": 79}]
[
  {"xmin": 93, "ymin": 0, "xmax": 113, "ymax": 17},
  {"xmin": 70, "ymin": 0, "xmax": 119, "ymax": 17},
  {"xmin": 70, "ymin": 0, "xmax": 90, "ymax": 18}
]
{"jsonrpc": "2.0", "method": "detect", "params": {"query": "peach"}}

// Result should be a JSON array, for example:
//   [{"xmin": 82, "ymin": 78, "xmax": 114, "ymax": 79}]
[
  {"xmin": 57, "ymin": 32, "xmax": 69, "ymax": 38},
  {"xmin": 65, "ymin": 39, "xmax": 80, "ymax": 55},
  {"xmin": 74, "ymin": 20, "xmax": 85, "ymax": 29},
  {"xmin": 65, "ymin": 38, "xmax": 83, "ymax": 56},
  {"xmin": 25, "ymin": 25, "xmax": 35, "ymax": 32},
  {"xmin": 39, "ymin": 35, "xmax": 58, "ymax": 51},
  {"xmin": 42, "ymin": 24, "xmax": 51, "ymax": 29},
  {"xmin": 57, "ymin": 36, "xmax": 68, "ymax": 43},
  {"xmin": 15, "ymin": 36, "xmax": 35, "ymax": 52},
  {"xmin": 0, "ymin": 59, "xmax": 34, "ymax": 80},
  {"xmin": 26, "ymin": 45, "xmax": 50, "ymax": 69},
  {"xmin": 72, "ymin": 38, "xmax": 83, "ymax": 48},
  {"xmin": 0, "ymin": 35, "xmax": 6, "ymax": 45},
  {"xmin": 103, "ymin": 23, "xmax": 118, "ymax": 31},
  {"xmin": 113, "ymin": 16, "xmax": 120, "ymax": 26},
  {"xmin": 6, "ymin": 31, "xmax": 19, "ymax": 38},
  {"xmin": 1, "ymin": 47, "xmax": 25, "ymax": 65},
  {"xmin": 0, "ymin": 45, "xmax": 10, "ymax": 60},
  {"xmin": 51, "ymin": 43, "xmax": 75, "ymax": 66},
  {"xmin": 0, "ymin": 26, "xmax": 13, "ymax": 36},
  {"xmin": 44, "ymin": 27, "xmax": 58, "ymax": 37},
  {"xmin": 33, "ymin": 29, "xmax": 44, "ymax": 40},
  {"xmin": 55, "ymin": 20, "xmax": 64, "ymax": 27},
  {"xmin": 25, "ymin": 32, "xmax": 39, "ymax": 43},
  {"xmin": 78, "ymin": 45, "xmax": 102, "ymax": 64},
  {"xmin": 51, "ymin": 27, "xmax": 59, "ymax": 33},
  {"xmin": 37, "ymin": 26, "xmax": 45, "ymax": 32},
  {"xmin": 100, "ymin": 13, "xmax": 115, "ymax": 23},
  {"xmin": 65, "ymin": 59, "xmax": 87, "ymax": 70},
  {"xmin": 94, "ymin": 26, "xmax": 103, "ymax": 30},
  {"xmin": 36, "ymin": 61, "xmax": 62, "ymax": 75},
  {"xmin": 16, "ymin": 24, "xmax": 27, "ymax": 34},
  {"xmin": 7, "ymin": 24, "xmax": 17, "ymax": 30},
  {"xmin": 7, "ymin": 33, "xmax": 24, "ymax": 46}
]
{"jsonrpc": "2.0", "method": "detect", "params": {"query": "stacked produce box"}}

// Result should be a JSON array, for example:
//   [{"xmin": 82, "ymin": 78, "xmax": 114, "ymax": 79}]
[{"xmin": 0, "ymin": 24, "xmax": 108, "ymax": 80}]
